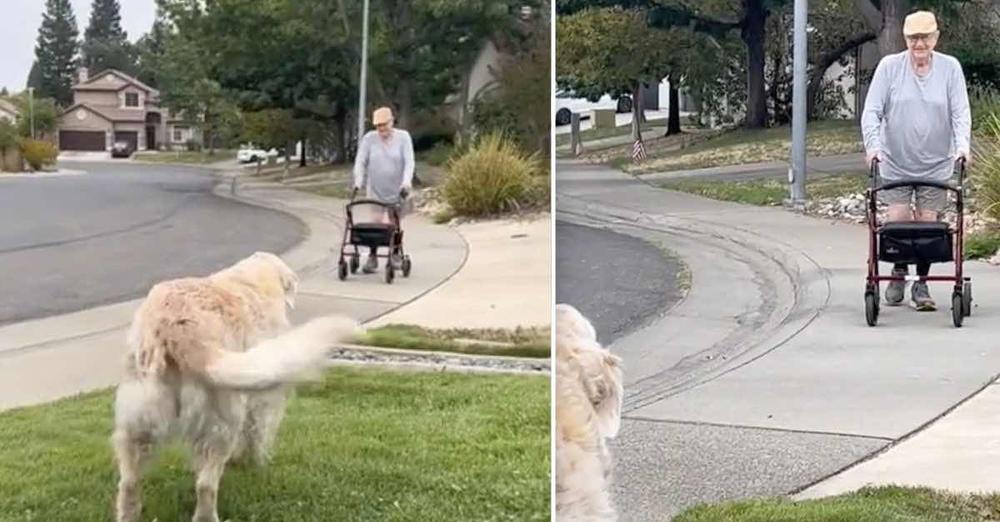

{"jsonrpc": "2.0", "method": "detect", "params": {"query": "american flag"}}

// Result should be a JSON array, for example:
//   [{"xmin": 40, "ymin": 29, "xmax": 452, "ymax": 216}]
[{"xmin": 632, "ymin": 137, "xmax": 647, "ymax": 163}]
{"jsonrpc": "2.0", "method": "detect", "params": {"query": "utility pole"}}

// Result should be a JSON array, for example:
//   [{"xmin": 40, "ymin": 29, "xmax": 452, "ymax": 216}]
[
  {"xmin": 28, "ymin": 87, "xmax": 35, "ymax": 140},
  {"xmin": 789, "ymin": 0, "xmax": 808, "ymax": 205},
  {"xmin": 357, "ymin": 0, "xmax": 370, "ymax": 150}
]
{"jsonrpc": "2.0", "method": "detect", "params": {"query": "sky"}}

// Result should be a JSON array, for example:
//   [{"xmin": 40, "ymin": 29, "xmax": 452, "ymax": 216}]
[{"xmin": 1, "ymin": 0, "xmax": 156, "ymax": 92}]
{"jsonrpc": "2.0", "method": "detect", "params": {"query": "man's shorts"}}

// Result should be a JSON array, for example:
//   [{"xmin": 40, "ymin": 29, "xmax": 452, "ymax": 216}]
[{"xmin": 879, "ymin": 185, "xmax": 948, "ymax": 213}]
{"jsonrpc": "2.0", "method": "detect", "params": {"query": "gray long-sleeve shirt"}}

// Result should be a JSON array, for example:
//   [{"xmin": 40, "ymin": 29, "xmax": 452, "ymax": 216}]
[
  {"xmin": 861, "ymin": 51, "xmax": 971, "ymax": 181},
  {"xmin": 352, "ymin": 129, "xmax": 415, "ymax": 203}
]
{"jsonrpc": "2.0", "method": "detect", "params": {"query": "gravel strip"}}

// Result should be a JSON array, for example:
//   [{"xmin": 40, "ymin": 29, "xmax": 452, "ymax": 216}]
[{"xmin": 327, "ymin": 345, "xmax": 551, "ymax": 375}]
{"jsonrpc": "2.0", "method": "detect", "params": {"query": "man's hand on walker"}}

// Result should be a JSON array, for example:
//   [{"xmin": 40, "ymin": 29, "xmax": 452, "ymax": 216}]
[
  {"xmin": 957, "ymin": 151, "xmax": 971, "ymax": 167},
  {"xmin": 866, "ymin": 151, "xmax": 880, "ymax": 168}
]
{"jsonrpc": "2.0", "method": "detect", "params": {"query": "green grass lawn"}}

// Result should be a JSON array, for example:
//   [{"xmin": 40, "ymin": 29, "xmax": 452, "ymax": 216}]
[
  {"xmin": 359, "ymin": 325, "xmax": 550, "ymax": 358},
  {"xmin": 659, "ymin": 172, "xmax": 868, "ymax": 207},
  {"xmin": 0, "ymin": 367, "xmax": 550, "ymax": 522},
  {"xmin": 619, "ymin": 120, "xmax": 861, "ymax": 174},
  {"xmin": 675, "ymin": 486, "xmax": 1000, "ymax": 522},
  {"xmin": 133, "ymin": 149, "xmax": 235, "ymax": 164}
]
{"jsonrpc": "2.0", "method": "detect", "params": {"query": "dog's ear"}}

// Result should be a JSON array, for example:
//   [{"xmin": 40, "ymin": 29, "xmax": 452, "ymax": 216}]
[
  {"xmin": 256, "ymin": 252, "xmax": 299, "ymax": 309},
  {"xmin": 593, "ymin": 352, "xmax": 624, "ymax": 439},
  {"xmin": 281, "ymin": 269, "xmax": 299, "ymax": 309}
]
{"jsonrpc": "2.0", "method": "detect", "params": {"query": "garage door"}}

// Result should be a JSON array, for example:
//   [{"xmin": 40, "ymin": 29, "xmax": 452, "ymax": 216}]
[
  {"xmin": 114, "ymin": 131, "xmax": 138, "ymax": 152},
  {"xmin": 59, "ymin": 130, "xmax": 105, "ymax": 151}
]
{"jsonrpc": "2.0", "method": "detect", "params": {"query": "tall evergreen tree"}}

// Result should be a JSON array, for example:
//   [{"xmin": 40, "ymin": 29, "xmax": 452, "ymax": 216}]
[
  {"xmin": 85, "ymin": 0, "xmax": 127, "ymax": 42},
  {"xmin": 26, "ymin": 60, "xmax": 43, "ymax": 91},
  {"xmin": 83, "ymin": 0, "xmax": 135, "ymax": 75},
  {"xmin": 34, "ymin": 0, "xmax": 79, "ymax": 106},
  {"xmin": 135, "ymin": 7, "xmax": 171, "ymax": 87}
]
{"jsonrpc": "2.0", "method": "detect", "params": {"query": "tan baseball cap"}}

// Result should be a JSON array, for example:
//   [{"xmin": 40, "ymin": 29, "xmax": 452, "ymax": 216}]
[
  {"xmin": 904, "ymin": 11, "xmax": 938, "ymax": 36},
  {"xmin": 372, "ymin": 107, "xmax": 393, "ymax": 125}
]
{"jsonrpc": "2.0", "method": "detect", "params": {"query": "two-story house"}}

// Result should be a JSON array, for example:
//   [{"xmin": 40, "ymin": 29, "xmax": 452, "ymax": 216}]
[
  {"xmin": 56, "ymin": 68, "xmax": 200, "ymax": 152},
  {"xmin": 0, "ymin": 99, "xmax": 19, "ymax": 123}
]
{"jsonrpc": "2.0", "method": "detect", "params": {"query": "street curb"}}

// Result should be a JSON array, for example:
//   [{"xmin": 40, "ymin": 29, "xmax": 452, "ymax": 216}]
[
  {"xmin": 791, "ymin": 372, "xmax": 1000, "ymax": 499},
  {"xmin": 336, "ymin": 342, "xmax": 551, "ymax": 362},
  {"xmin": 0, "ymin": 169, "xmax": 87, "ymax": 179},
  {"xmin": 328, "ymin": 343, "xmax": 551, "ymax": 375}
]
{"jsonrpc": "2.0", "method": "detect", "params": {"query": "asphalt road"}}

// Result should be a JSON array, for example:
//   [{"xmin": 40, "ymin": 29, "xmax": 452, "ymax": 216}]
[
  {"xmin": 0, "ymin": 161, "xmax": 305, "ymax": 325},
  {"xmin": 556, "ymin": 220, "xmax": 683, "ymax": 343}
]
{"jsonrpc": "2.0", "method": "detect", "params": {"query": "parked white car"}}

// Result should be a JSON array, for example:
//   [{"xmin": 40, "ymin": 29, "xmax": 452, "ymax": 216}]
[
  {"xmin": 237, "ymin": 144, "xmax": 277, "ymax": 163},
  {"xmin": 554, "ymin": 89, "xmax": 632, "ymax": 126}
]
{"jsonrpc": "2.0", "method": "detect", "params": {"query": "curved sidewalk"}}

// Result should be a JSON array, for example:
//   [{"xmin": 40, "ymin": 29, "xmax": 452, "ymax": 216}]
[
  {"xmin": 556, "ymin": 161, "xmax": 1000, "ymax": 520},
  {"xmin": 0, "ymin": 175, "xmax": 467, "ymax": 412}
]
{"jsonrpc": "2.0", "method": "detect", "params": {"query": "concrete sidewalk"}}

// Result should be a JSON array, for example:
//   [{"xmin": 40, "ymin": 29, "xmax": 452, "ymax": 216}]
[
  {"xmin": 0, "ymin": 174, "xmax": 467, "ymax": 411},
  {"xmin": 370, "ymin": 216, "xmax": 551, "ymax": 329},
  {"xmin": 798, "ymin": 381, "xmax": 1000, "ymax": 498},
  {"xmin": 556, "ymin": 161, "xmax": 1000, "ymax": 519}
]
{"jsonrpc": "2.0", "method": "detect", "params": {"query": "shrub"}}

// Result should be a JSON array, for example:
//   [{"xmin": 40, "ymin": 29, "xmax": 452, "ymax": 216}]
[
  {"xmin": 19, "ymin": 139, "xmax": 57, "ymax": 171},
  {"xmin": 972, "ymin": 113, "xmax": 1000, "ymax": 222},
  {"xmin": 970, "ymin": 85, "xmax": 1000, "ymax": 133},
  {"xmin": 423, "ymin": 141, "xmax": 458, "ymax": 167},
  {"xmin": 442, "ymin": 133, "xmax": 546, "ymax": 217},
  {"xmin": 185, "ymin": 139, "xmax": 202, "ymax": 152}
]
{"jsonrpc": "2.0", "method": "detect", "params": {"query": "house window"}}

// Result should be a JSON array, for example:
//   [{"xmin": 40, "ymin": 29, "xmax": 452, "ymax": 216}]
[
  {"xmin": 173, "ymin": 126, "xmax": 187, "ymax": 142},
  {"xmin": 125, "ymin": 92, "xmax": 140, "ymax": 108}
]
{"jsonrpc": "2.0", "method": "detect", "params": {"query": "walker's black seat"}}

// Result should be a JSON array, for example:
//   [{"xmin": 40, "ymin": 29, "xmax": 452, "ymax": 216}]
[
  {"xmin": 878, "ymin": 221, "xmax": 953, "ymax": 264},
  {"xmin": 349, "ymin": 223, "xmax": 396, "ymax": 247}
]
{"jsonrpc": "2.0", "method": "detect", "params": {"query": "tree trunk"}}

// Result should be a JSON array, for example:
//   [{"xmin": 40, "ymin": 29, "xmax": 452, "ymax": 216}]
[
  {"xmin": 666, "ymin": 76, "xmax": 681, "ymax": 136},
  {"xmin": 395, "ymin": 80, "xmax": 413, "ymax": 131},
  {"xmin": 806, "ymin": 31, "xmax": 878, "ymax": 119},
  {"xmin": 300, "ymin": 138, "xmax": 307, "ymax": 167},
  {"xmin": 878, "ymin": 0, "xmax": 909, "ymax": 57},
  {"xmin": 631, "ymin": 84, "xmax": 643, "ymax": 142},
  {"xmin": 743, "ymin": 0, "xmax": 768, "ymax": 128}
]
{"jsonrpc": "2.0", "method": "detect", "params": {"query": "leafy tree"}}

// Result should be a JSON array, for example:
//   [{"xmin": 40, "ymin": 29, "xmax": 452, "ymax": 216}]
[
  {"xmin": 557, "ymin": 7, "xmax": 685, "ymax": 140},
  {"xmin": 470, "ymin": 2, "xmax": 551, "ymax": 154},
  {"xmin": 34, "ymin": 0, "xmax": 80, "ymax": 106},
  {"xmin": 367, "ymin": 0, "xmax": 525, "ymax": 130},
  {"xmin": 0, "ymin": 119, "xmax": 19, "ymax": 171},
  {"xmin": 10, "ymin": 95, "xmax": 59, "ymax": 139}
]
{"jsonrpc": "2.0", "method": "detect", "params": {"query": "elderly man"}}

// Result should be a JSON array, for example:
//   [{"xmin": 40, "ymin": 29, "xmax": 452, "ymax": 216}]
[
  {"xmin": 862, "ymin": 10, "xmax": 971, "ymax": 311},
  {"xmin": 353, "ymin": 106, "xmax": 415, "ymax": 274}
]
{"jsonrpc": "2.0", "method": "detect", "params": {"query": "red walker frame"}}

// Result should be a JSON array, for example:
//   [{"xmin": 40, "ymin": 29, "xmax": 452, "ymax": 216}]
[{"xmin": 864, "ymin": 157, "xmax": 971, "ymax": 327}]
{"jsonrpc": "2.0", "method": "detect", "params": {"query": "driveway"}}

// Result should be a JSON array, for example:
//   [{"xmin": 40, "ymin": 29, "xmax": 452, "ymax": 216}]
[{"xmin": 0, "ymin": 161, "xmax": 305, "ymax": 326}]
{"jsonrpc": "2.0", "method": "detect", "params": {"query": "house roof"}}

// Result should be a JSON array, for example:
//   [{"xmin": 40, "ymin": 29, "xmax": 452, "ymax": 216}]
[
  {"xmin": 72, "ymin": 69, "xmax": 160, "ymax": 96},
  {"xmin": 60, "ymin": 103, "xmax": 147, "ymax": 123},
  {"xmin": 0, "ymin": 99, "xmax": 19, "ymax": 116}
]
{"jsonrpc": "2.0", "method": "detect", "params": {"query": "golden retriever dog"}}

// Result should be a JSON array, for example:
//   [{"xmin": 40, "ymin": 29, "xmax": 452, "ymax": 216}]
[
  {"xmin": 555, "ymin": 304, "xmax": 624, "ymax": 521},
  {"xmin": 112, "ymin": 252, "xmax": 360, "ymax": 522}
]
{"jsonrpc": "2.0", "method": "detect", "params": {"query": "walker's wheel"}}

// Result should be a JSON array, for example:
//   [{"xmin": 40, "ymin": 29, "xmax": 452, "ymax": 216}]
[
  {"xmin": 402, "ymin": 255, "xmax": 412, "ymax": 277},
  {"xmin": 350, "ymin": 253, "xmax": 360, "ymax": 274},
  {"xmin": 385, "ymin": 263, "xmax": 395, "ymax": 284},
  {"xmin": 963, "ymin": 282, "xmax": 972, "ymax": 317},
  {"xmin": 337, "ymin": 260, "xmax": 348, "ymax": 281},
  {"xmin": 952, "ymin": 292, "xmax": 964, "ymax": 328},
  {"xmin": 865, "ymin": 291, "xmax": 879, "ymax": 327}
]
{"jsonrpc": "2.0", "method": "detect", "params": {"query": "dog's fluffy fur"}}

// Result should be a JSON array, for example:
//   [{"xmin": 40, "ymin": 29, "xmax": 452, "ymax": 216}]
[
  {"xmin": 555, "ymin": 304, "xmax": 624, "ymax": 522},
  {"xmin": 112, "ymin": 252, "xmax": 360, "ymax": 522}
]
